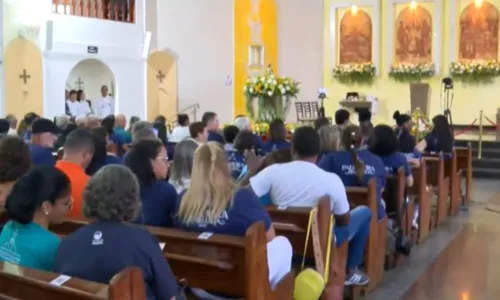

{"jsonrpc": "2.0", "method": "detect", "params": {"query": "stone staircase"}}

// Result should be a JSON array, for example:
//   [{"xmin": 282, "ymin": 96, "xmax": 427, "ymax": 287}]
[{"xmin": 455, "ymin": 140, "xmax": 500, "ymax": 179}]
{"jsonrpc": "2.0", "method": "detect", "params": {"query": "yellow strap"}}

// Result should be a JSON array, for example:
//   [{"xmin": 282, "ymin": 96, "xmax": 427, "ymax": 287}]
[
  {"xmin": 324, "ymin": 215, "xmax": 334, "ymax": 282},
  {"xmin": 301, "ymin": 208, "xmax": 317, "ymax": 269}
]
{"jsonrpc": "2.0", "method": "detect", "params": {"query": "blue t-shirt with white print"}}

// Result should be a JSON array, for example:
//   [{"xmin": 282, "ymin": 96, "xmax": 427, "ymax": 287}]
[
  {"xmin": 318, "ymin": 149, "xmax": 387, "ymax": 220},
  {"xmin": 379, "ymin": 152, "xmax": 411, "ymax": 177},
  {"xmin": 226, "ymin": 150, "xmax": 246, "ymax": 180}
]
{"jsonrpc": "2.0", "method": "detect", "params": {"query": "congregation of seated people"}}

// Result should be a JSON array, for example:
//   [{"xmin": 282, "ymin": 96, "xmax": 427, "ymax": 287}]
[{"xmin": 0, "ymin": 107, "xmax": 459, "ymax": 300}]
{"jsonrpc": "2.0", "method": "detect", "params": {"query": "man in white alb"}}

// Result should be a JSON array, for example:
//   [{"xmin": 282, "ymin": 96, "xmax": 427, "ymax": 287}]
[{"xmin": 95, "ymin": 85, "xmax": 115, "ymax": 119}]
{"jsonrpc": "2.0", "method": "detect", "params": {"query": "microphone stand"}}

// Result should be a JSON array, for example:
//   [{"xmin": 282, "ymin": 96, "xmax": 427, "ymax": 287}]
[{"xmin": 318, "ymin": 94, "xmax": 327, "ymax": 118}]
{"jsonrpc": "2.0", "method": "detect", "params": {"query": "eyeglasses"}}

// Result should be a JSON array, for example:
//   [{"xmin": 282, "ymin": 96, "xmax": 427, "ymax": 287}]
[{"xmin": 154, "ymin": 157, "xmax": 169, "ymax": 163}]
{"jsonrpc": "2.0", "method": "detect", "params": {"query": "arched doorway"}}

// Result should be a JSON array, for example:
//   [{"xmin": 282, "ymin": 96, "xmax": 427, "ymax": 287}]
[
  {"xmin": 147, "ymin": 50, "xmax": 178, "ymax": 122},
  {"xmin": 66, "ymin": 59, "xmax": 115, "ymax": 117},
  {"xmin": 4, "ymin": 38, "xmax": 43, "ymax": 118}
]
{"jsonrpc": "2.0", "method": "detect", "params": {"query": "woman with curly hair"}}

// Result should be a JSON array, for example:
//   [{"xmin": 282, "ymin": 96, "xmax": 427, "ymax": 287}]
[{"xmin": 54, "ymin": 165, "xmax": 178, "ymax": 300}]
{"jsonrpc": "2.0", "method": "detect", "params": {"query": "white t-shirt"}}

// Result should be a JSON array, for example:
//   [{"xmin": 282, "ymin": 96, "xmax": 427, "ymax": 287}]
[
  {"xmin": 249, "ymin": 161, "xmax": 350, "ymax": 215},
  {"xmin": 169, "ymin": 126, "xmax": 190, "ymax": 143},
  {"xmin": 66, "ymin": 100, "xmax": 90, "ymax": 118}
]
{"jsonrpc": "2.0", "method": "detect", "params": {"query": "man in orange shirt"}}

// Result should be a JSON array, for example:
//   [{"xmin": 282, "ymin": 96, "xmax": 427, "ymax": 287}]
[{"xmin": 55, "ymin": 129, "xmax": 95, "ymax": 218}]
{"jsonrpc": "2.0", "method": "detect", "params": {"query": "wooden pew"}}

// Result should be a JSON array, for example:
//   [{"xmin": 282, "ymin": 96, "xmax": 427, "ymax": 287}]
[
  {"xmin": 382, "ymin": 168, "xmax": 409, "ymax": 269},
  {"xmin": 408, "ymin": 162, "xmax": 433, "ymax": 244},
  {"xmin": 267, "ymin": 197, "xmax": 347, "ymax": 300},
  {"xmin": 0, "ymin": 262, "xmax": 146, "ymax": 300},
  {"xmin": 346, "ymin": 179, "xmax": 387, "ymax": 296},
  {"xmin": 50, "ymin": 220, "xmax": 295, "ymax": 300},
  {"xmin": 423, "ymin": 155, "xmax": 448, "ymax": 227},
  {"xmin": 455, "ymin": 146, "xmax": 472, "ymax": 206},
  {"xmin": 444, "ymin": 150, "xmax": 460, "ymax": 216}
]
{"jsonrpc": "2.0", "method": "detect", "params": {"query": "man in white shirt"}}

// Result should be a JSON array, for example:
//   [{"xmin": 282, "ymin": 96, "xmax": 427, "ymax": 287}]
[
  {"xmin": 169, "ymin": 114, "xmax": 191, "ymax": 143},
  {"xmin": 95, "ymin": 85, "xmax": 115, "ymax": 119},
  {"xmin": 248, "ymin": 126, "xmax": 372, "ymax": 286},
  {"xmin": 6, "ymin": 114, "xmax": 17, "ymax": 136}
]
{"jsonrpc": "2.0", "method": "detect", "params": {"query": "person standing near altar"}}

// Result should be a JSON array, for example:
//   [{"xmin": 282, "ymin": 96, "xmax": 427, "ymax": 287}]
[{"xmin": 95, "ymin": 85, "xmax": 115, "ymax": 119}]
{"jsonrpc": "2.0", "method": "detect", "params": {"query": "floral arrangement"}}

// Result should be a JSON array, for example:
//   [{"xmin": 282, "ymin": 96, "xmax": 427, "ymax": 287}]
[
  {"xmin": 332, "ymin": 62, "xmax": 376, "ymax": 84},
  {"xmin": 449, "ymin": 60, "xmax": 500, "ymax": 83},
  {"xmin": 389, "ymin": 62, "xmax": 435, "ymax": 82},
  {"xmin": 411, "ymin": 108, "xmax": 430, "ymax": 140},
  {"xmin": 243, "ymin": 73, "xmax": 300, "ymax": 121}
]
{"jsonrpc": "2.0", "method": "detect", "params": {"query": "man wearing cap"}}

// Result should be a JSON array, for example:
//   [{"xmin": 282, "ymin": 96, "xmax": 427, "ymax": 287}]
[{"xmin": 29, "ymin": 119, "xmax": 59, "ymax": 166}]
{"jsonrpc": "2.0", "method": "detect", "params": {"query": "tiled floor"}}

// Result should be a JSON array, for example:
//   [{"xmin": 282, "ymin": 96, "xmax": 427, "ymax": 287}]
[{"xmin": 365, "ymin": 179, "xmax": 500, "ymax": 300}]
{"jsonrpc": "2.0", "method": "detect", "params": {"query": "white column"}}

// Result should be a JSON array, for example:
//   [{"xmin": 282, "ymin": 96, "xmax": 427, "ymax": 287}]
[{"xmin": 0, "ymin": 0, "xmax": 5, "ymax": 117}]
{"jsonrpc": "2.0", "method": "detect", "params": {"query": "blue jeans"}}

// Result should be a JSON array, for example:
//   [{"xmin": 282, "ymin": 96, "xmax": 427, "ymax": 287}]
[{"xmin": 335, "ymin": 206, "xmax": 372, "ymax": 269}]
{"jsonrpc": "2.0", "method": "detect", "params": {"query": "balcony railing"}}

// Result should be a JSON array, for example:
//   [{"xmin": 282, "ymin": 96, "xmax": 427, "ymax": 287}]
[{"xmin": 52, "ymin": 0, "xmax": 135, "ymax": 23}]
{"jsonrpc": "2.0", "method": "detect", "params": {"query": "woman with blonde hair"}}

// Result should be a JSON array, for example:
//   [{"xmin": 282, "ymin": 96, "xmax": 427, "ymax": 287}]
[
  {"xmin": 173, "ymin": 142, "xmax": 292, "ymax": 299},
  {"xmin": 318, "ymin": 125, "xmax": 340, "ymax": 162}
]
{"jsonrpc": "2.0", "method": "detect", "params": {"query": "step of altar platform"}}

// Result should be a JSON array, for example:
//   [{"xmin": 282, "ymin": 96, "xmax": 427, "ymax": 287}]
[{"xmin": 454, "ymin": 140, "xmax": 500, "ymax": 179}]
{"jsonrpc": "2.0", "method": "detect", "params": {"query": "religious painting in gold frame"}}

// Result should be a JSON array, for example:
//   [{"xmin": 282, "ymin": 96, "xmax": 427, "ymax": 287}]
[
  {"xmin": 394, "ymin": 5, "xmax": 433, "ymax": 64},
  {"xmin": 459, "ymin": 1, "xmax": 499, "ymax": 61},
  {"xmin": 338, "ymin": 7, "xmax": 373, "ymax": 64}
]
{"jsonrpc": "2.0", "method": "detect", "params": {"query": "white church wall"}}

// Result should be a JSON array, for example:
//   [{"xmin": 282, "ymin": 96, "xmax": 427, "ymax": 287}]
[
  {"xmin": 276, "ymin": 0, "xmax": 324, "ymax": 122},
  {"xmin": 155, "ymin": 0, "xmax": 234, "ymax": 123}
]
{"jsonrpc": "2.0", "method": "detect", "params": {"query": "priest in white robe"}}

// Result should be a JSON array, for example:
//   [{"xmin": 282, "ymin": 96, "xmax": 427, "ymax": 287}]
[{"xmin": 95, "ymin": 85, "xmax": 115, "ymax": 119}]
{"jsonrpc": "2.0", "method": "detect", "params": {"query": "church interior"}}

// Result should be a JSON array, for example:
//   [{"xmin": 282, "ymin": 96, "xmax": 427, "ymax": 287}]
[{"xmin": 1, "ymin": 0, "xmax": 500, "ymax": 299}]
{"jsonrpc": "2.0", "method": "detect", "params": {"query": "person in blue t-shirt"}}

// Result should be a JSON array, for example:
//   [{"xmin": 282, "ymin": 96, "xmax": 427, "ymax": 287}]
[
  {"xmin": 318, "ymin": 125, "xmax": 387, "ymax": 220},
  {"xmin": 416, "ymin": 114, "xmax": 454, "ymax": 157},
  {"xmin": 393, "ymin": 110, "xmax": 421, "ymax": 165},
  {"xmin": 54, "ymin": 165, "xmax": 178, "ymax": 300},
  {"xmin": 223, "ymin": 125, "xmax": 240, "ymax": 152},
  {"xmin": 29, "ymin": 118, "xmax": 59, "ymax": 166},
  {"xmin": 317, "ymin": 125, "xmax": 340, "ymax": 162},
  {"xmin": 86, "ymin": 126, "xmax": 122, "ymax": 176},
  {"xmin": 233, "ymin": 116, "xmax": 264, "ymax": 154},
  {"xmin": 227, "ymin": 130, "xmax": 256, "ymax": 180},
  {"xmin": 203, "ymin": 112, "xmax": 225, "ymax": 144},
  {"xmin": 370, "ymin": 125, "xmax": 413, "ymax": 187},
  {"xmin": 262, "ymin": 119, "xmax": 290, "ymax": 154},
  {"xmin": 125, "ymin": 140, "xmax": 178, "ymax": 227},
  {"xmin": 0, "ymin": 166, "xmax": 71, "ymax": 271},
  {"xmin": 102, "ymin": 115, "xmax": 125, "ymax": 157},
  {"xmin": 173, "ymin": 142, "xmax": 292, "ymax": 296}
]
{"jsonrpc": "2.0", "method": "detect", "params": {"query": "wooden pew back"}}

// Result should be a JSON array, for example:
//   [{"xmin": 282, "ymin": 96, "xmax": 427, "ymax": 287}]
[
  {"xmin": 0, "ymin": 262, "xmax": 145, "ymax": 300},
  {"xmin": 346, "ymin": 179, "xmax": 386, "ymax": 293},
  {"xmin": 267, "ymin": 196, "xmax": 330, "ymax": 258},
  {"xmin": 455, "ymin": 146, "xmax": 472, "ymax": 206}
]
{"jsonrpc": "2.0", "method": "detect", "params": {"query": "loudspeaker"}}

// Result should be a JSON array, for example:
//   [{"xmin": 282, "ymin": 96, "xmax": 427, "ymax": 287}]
[
  {"xmin": 45, "ymin": 20, "xmax": 54, "ymax": 52},
  {"xmin": 142, "ymin": 31, "xmax": 152, "ymax": 59}
]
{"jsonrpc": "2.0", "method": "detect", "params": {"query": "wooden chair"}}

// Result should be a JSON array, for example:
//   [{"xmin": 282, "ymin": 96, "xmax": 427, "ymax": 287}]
[
  {"xmin": 346, "ymin": 179, "xmax": 387, "ymax": 296},
  {"xmin": 423, "ymin": 156, "xmax": 448, "ymax": 228},
  {"xmin": 267, "ymin": 196, "xmax": 347, "ymax": 300},
  {"xmin": 408, "ymin": 162, "xmax": 433, "ymax": 244},
  {"xmin": 50, "ymin": 220, "xmax": 295, "ymax": 300},
  {"xmin": 295, "ymin": 102, "xmax": 317, "ymax": 123},
  {"xmin": 455, "ymin": 146, "xmax": 472, "ymax": 206},
  {"xmin": 0, "ymin": 262, "xmax": 146, "ymax": 300}
]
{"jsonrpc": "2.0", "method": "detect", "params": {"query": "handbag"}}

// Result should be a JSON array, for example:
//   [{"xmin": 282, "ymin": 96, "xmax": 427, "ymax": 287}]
[{"xmin": 294, "ymin": 207, "xmax": 334, "ymax": 300}]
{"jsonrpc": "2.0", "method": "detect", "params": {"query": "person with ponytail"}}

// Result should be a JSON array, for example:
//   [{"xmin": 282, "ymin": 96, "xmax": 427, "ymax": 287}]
[
  {"xmin": 318, "ymin": 125, "xmax": 386, "ymax": 220},
  {"xmin": 393, "ymin": 110, "xmax": 421, "ymax": 164},
  {"xmin": 0, "ymin": 166, "xmax": 71, "ymax": 271}
]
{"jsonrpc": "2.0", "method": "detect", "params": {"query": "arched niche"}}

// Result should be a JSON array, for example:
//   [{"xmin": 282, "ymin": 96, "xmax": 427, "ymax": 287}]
[
  {"xmin": 66, "ymin": 59, "xmax": 116, "ymax": 114},
  {"xmin": 147, "ymin": 49, "xmax": 178, "ymax": 122},
  {"xmin": 4, "ymin": 38, "xmax": 43, "ymax": 118},
  {"xmin": 339, "ymin": 9, "xmax": 373, "ymax": 64},
  {"xmin": 459, "ymin": 2, "xmax": 499, "ymax": 61},
  {"xmin": 395, "ymin": 6, "xmax": 433, "ymax": 63}
]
